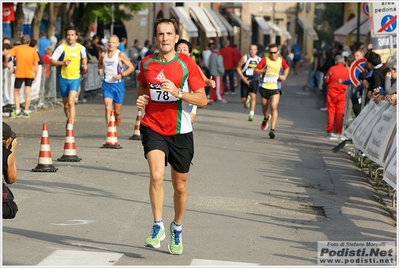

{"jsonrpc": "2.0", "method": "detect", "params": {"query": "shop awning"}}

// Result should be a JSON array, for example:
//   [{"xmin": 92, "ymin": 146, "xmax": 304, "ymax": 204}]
[
  {"xmin": 297, "ymin": 16, "xmax": 319, "ymax": 40},
  {"xmin": 267, "ymin": 21, "xmax": 282, "ymax": 36},
  {"xmin": 213, "ymin": 9, "xmax": 235, "ymax": 36},
  {"xmin": 334, "ymin": 13, "xmax": 369, "ymax": 43},
  {"xmin": 203, "ymin": 8, "xmax": 228, "ymax": 37},
  {"xmin": 253, "ymin": 15, "xmax": 271, "ymax": 35},
  {"xmin": 351, "ymin": 19, "xmax": 371, "ymax": 43},
  {"xmin": 170, "ymin": 7, "xmax": 198, "ymax": 38},
  {"xmin": 277, "ymin": 24, "xmax": 292, "ymax": 40},
  {"xmin": 228, "ymin": 12, "xmax": 252, "ymax": 35},
  {"xmin": 189, "ymin": 6, "xmax": 217, "ymax": 38}
]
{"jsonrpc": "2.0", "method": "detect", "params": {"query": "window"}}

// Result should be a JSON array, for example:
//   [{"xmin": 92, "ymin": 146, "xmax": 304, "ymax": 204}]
[{"xmin": 306, "ymin": 3, "xmax": 311, "ymax": 13}]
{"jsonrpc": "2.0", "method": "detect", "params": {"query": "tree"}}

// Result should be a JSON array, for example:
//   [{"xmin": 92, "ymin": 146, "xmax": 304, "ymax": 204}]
[
  {"xmin": 12, "ymin": 3, "xmax": 24, "ymax": 39},
  {"xmin": 31, "ymin": 3, "xmax": 45, "ymax": 40},
  {"xmin": 67, "ymin": 3, "xmax": 147, "ymax": 38},
  {"xmin": 322, "ymin": 3, "xmax": 344, "ymax": 32},
  {"xmin": 10, "ymin": 3, "xmax": 147, "ymax": 41},
  {"xmin": 47, "ymin": 3, "xmax": 60, "ymax": 38}
]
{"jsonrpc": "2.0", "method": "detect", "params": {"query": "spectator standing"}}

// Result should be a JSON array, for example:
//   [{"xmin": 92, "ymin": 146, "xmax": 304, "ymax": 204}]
[
  {"xmin": 38, "ymin": 31, "xmax": 51, "ymax": 58},
  {"xmin": 201, "ymin": 43, "xmax": 213, "ymax": 70},
  {"xmin": 90, "ymin": 34, "xmax": 102, "ymax": 59},
  {"xmin": 325, "ymin": 55, "xmax": 349, "ymax": 139},
  {"xmin": 50, "ymin": 26, "xmax": 88, "ymax": 125},
  {"xmin": 139, "ymin": 40, "xmax": 150, "ymax": 60},
  {"xmin": 29, "ymin": 39, "xmax": 43, "ymax": 65},
  {"xmin": 117, "ymin": 37, "xmax": 127, "ymax": 53},
  {"xmin": 220, "ymin": 39, "xmax": 237, "ymax": 94},
  {"xmin": 136, "ymin": 18, "xmax": 207, "ymax": 255},
  {"xmin": 191, "ymin": 44, "xmax": 202, "ymax": 66},
  {"xmin": 291, "ymin": 42, "xmax": 301, "ymax": 75},
  {"xmin": 280, "ymin": 40, "xmax": 290, "ymax": 65},
  {"xmin": 208, "ymin": 43, "xmax": 226, "ymax": 103},
  {"xmin": 98, "ymin": 35, "xmax": 134, "ymax": 126},
  {"xmin": 254, "ymin": 43, "xmax": 290, "ymax": 139},
  {"xmin": 7, "ymin": 34, "xmax": 39, "ymax": 119},
  {"xmin": 145, "ymin": 44, "xmax": 156, "ymax": 56},
  {"xmin": 130, "ymin": 39, "xmax": 141, "ymax": 68},
  {"xmin": 41, "ymin": 47, "xmax": 52, "ymax": 100},
  {"xmin": 309, "ymin": 48, "xmax": 321, "ymax": 89},
  {"xmin": 384, "ymin": 56, "xmax": 397, "ymax": 95},
  {"xmin": 49, "ymin": 35, "xmax": 58, "ymax": 51},
  {"xmin": 236, "ymin": 44, "xmax": 261, "ymax": 121},
  {"xmin": 365, "ymin": 51, "xmax": 384, "ymax": 103},
  {"xmin": 318, "ymin": 50, "xmax": 335, "ymax": 111}
]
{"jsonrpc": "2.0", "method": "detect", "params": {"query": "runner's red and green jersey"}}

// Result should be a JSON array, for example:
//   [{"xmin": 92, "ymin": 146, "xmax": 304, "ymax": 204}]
[{"xmin": 137, "ymin": 52, "xmax": 205, "ymax": 136}]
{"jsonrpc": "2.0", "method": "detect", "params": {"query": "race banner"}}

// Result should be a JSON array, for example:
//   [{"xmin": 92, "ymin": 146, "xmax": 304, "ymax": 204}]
[
  {"xmin": 363, "ymin": 103, "xmax": 397, "ymax": 164},
  {"xmin": 2, "ymin": 3, "xmax": 15, "ymax": 22},
  {"xmin": 350, "ymin": 101, "xmax": 389, "ymax": 147},
  {"xmin": 383, "ymin": 134, "xmax": 397, "ymax": 189},
  {"xmin": 344, "ymin": 99, "xmax": 374, "ymax": 139},
  {"xmin": 2, "ymin": 66, "xmax": 42, "ymax": 106},
  {"xmin": 354, "ymin": 101, "xmax": 390, "ymax": 150}
]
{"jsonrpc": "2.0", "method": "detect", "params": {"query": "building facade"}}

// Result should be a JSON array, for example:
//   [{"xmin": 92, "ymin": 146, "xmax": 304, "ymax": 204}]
[{"xmin": 120, "ymin": 2, "xmax": 318, "ymax": 63}]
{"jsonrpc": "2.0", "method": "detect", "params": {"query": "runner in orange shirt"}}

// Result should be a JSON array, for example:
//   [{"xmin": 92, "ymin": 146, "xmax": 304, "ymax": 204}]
[{"xmin": 7, "ymin": 34, "xmax": 39, "ymax": 118}]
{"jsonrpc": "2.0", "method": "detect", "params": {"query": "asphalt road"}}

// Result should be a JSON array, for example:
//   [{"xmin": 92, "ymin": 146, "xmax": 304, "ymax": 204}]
[{"xmin": 2, "ymin": 67, "xmax": 396, "ymax": 267}]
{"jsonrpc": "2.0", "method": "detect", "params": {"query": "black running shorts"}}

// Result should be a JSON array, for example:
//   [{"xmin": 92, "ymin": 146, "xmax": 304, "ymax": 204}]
[
  {"xmin": 140, "ymin": 125, "xmax": 194, "ymax": 173},
  {"xmin": 14, "ymin": 78, "xmax": 34, "ymax": 88},
  {"xmin": 240, "ymin": 79, "xmax": 259, "ymax": 98},
  {"xmin": 259, "ymin": 87, "xmax": 281, "ymax": 99}
]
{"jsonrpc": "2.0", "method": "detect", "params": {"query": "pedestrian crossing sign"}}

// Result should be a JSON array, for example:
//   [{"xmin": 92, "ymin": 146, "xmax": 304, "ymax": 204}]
[{"xmin": 371, "ymin": 2, "xmax": 398, "ymax": 36}]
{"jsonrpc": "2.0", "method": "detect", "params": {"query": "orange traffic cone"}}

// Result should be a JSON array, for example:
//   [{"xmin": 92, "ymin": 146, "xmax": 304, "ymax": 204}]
[
  {"xmin": 129, "ymin": 109, "xmax": 142, "ymax": 140},
  {"xmin": 32, "ymin": 123, "xmax": 58, "ymax": 172},
  {"xmin": 58, "ymin": 118, "xmax": 82, "ymax": 162},
  {"xmin": 102, "ymin": 110, "xmax": 122, "ymax": 149}
]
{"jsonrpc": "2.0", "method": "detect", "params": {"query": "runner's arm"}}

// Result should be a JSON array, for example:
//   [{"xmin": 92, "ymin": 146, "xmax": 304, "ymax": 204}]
[
  {"xmin": 120, "ymin": 52, "xmax": 135, "ymax": 77},
  {"xmin": 236, "ymin": 56, "xmax": 248, "ymax": 84}
]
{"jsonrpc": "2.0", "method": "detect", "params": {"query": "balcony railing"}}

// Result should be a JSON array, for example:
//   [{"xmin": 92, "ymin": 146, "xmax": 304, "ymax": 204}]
[{"xmin": 219, "ymin": 3, "xmax": 242, "ymax": 9}]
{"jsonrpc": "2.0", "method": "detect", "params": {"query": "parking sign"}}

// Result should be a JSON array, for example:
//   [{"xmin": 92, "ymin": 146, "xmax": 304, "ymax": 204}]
[{"xmin": 371, "ymin": 2, "xmax": 398, "ymax": 36}]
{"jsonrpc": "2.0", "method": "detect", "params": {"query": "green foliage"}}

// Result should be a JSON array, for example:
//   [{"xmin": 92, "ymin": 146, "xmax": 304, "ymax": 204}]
[
  {"xmin": 36, "ymin": 3, "xmax": 46, "ymax": 9},
  {"xmin": 86, "ymin": 3, "xmax": 147, "ymax": 25},
  {"xmin": 322, "ymin": 3, "xmax": 344, "ymax": 31},
  {"xmin": 73, "ymin": 3, "xmax": 147, "ymax": 34}
]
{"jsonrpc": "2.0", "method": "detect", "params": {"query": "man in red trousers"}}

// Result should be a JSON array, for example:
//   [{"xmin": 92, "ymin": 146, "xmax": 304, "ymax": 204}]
[{"xmin": 325, "ymin": 55, "xmax": 349, "ymax": 140}]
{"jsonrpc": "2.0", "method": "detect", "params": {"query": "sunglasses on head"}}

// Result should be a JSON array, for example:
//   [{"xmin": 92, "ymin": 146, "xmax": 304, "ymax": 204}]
[{"xmin": 269, "ymin": 51, "xmax": 278, "ymax": 54}]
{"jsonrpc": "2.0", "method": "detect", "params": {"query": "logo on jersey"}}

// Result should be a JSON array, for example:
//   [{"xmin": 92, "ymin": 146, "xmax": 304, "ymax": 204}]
[{"xmin": 154, "ymin": 69, "xmax": 166, "ymax": 82}]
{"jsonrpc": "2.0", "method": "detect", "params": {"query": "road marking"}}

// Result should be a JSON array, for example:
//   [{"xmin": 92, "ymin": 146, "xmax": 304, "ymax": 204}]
[
  {"xmin": 36, "ymin": 250, "xmax": 123, "ymax": 266},
  {"xmin": 296, "ymin": 92, "xmax": 310, "ymax": 95},
  {"xmin": 49, "ymin": 220, "xmax": 95, "ymax": 226},
  {"xmin": 190, "ymin": 259, "xmax": 260, "ymax": 266}
]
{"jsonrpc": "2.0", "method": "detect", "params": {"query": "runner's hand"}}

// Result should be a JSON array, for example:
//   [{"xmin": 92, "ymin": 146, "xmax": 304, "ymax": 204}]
[
  {"xmin": 136, "ymin": 94, "xmax": 149, "ymax": 111},
  {"xmin": 161, "ymin": 79, "xmax": 178, "ymax": 98}
]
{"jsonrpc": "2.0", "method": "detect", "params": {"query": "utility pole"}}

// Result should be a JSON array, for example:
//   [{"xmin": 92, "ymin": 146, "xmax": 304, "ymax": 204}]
[
  {"xmin": 356, "ymin": 2, "xmax": 360, "ymax": 44},
  {"xmin": 110, "ymin": 4, "xmax": 115, "ymax": 36}
]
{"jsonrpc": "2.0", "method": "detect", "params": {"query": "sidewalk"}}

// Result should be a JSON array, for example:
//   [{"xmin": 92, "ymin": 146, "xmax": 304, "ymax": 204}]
[{"xmin": 2, "ymin": 65, "xmax": 396, "ymax": 266}]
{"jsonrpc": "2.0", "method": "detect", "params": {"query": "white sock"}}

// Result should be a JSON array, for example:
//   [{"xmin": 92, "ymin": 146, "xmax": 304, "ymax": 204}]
[
  {"xmin": 154, "ymin": 220, "xmax": 164, "ymax": 229},
  {"xmin": 249, "ymin": 111, "xmax": 254, "ymax": 116},
  {"xmin": 173, "ymin": 221, "xmax": 182, "ymax": 231}
]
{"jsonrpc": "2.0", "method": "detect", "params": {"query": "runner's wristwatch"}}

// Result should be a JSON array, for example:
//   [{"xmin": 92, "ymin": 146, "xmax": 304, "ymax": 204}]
[{"xmin": 177, "ymin": 88, "xmax": 184, "ymax": 99}]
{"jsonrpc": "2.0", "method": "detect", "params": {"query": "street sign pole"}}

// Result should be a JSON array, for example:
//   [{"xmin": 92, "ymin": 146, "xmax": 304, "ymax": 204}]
[{"xmin": 389, "ymin": 35, "xmax": 394, "ymax": 55}]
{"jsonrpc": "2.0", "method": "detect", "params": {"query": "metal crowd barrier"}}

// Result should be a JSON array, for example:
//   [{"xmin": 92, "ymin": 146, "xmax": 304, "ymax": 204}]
[
  {"xmin": 2, "ymin": 63, "xmax": 102, "ymax": 113},
  {"xmin": 342, "ymin": 96, "xmax": 397, "ymax": 208}
]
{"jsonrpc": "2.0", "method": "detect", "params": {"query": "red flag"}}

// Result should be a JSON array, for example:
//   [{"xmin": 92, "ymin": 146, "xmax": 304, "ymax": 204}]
[{"xmin": 2, "ymin": 3, "xmax": 15, "ymax": 22}]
